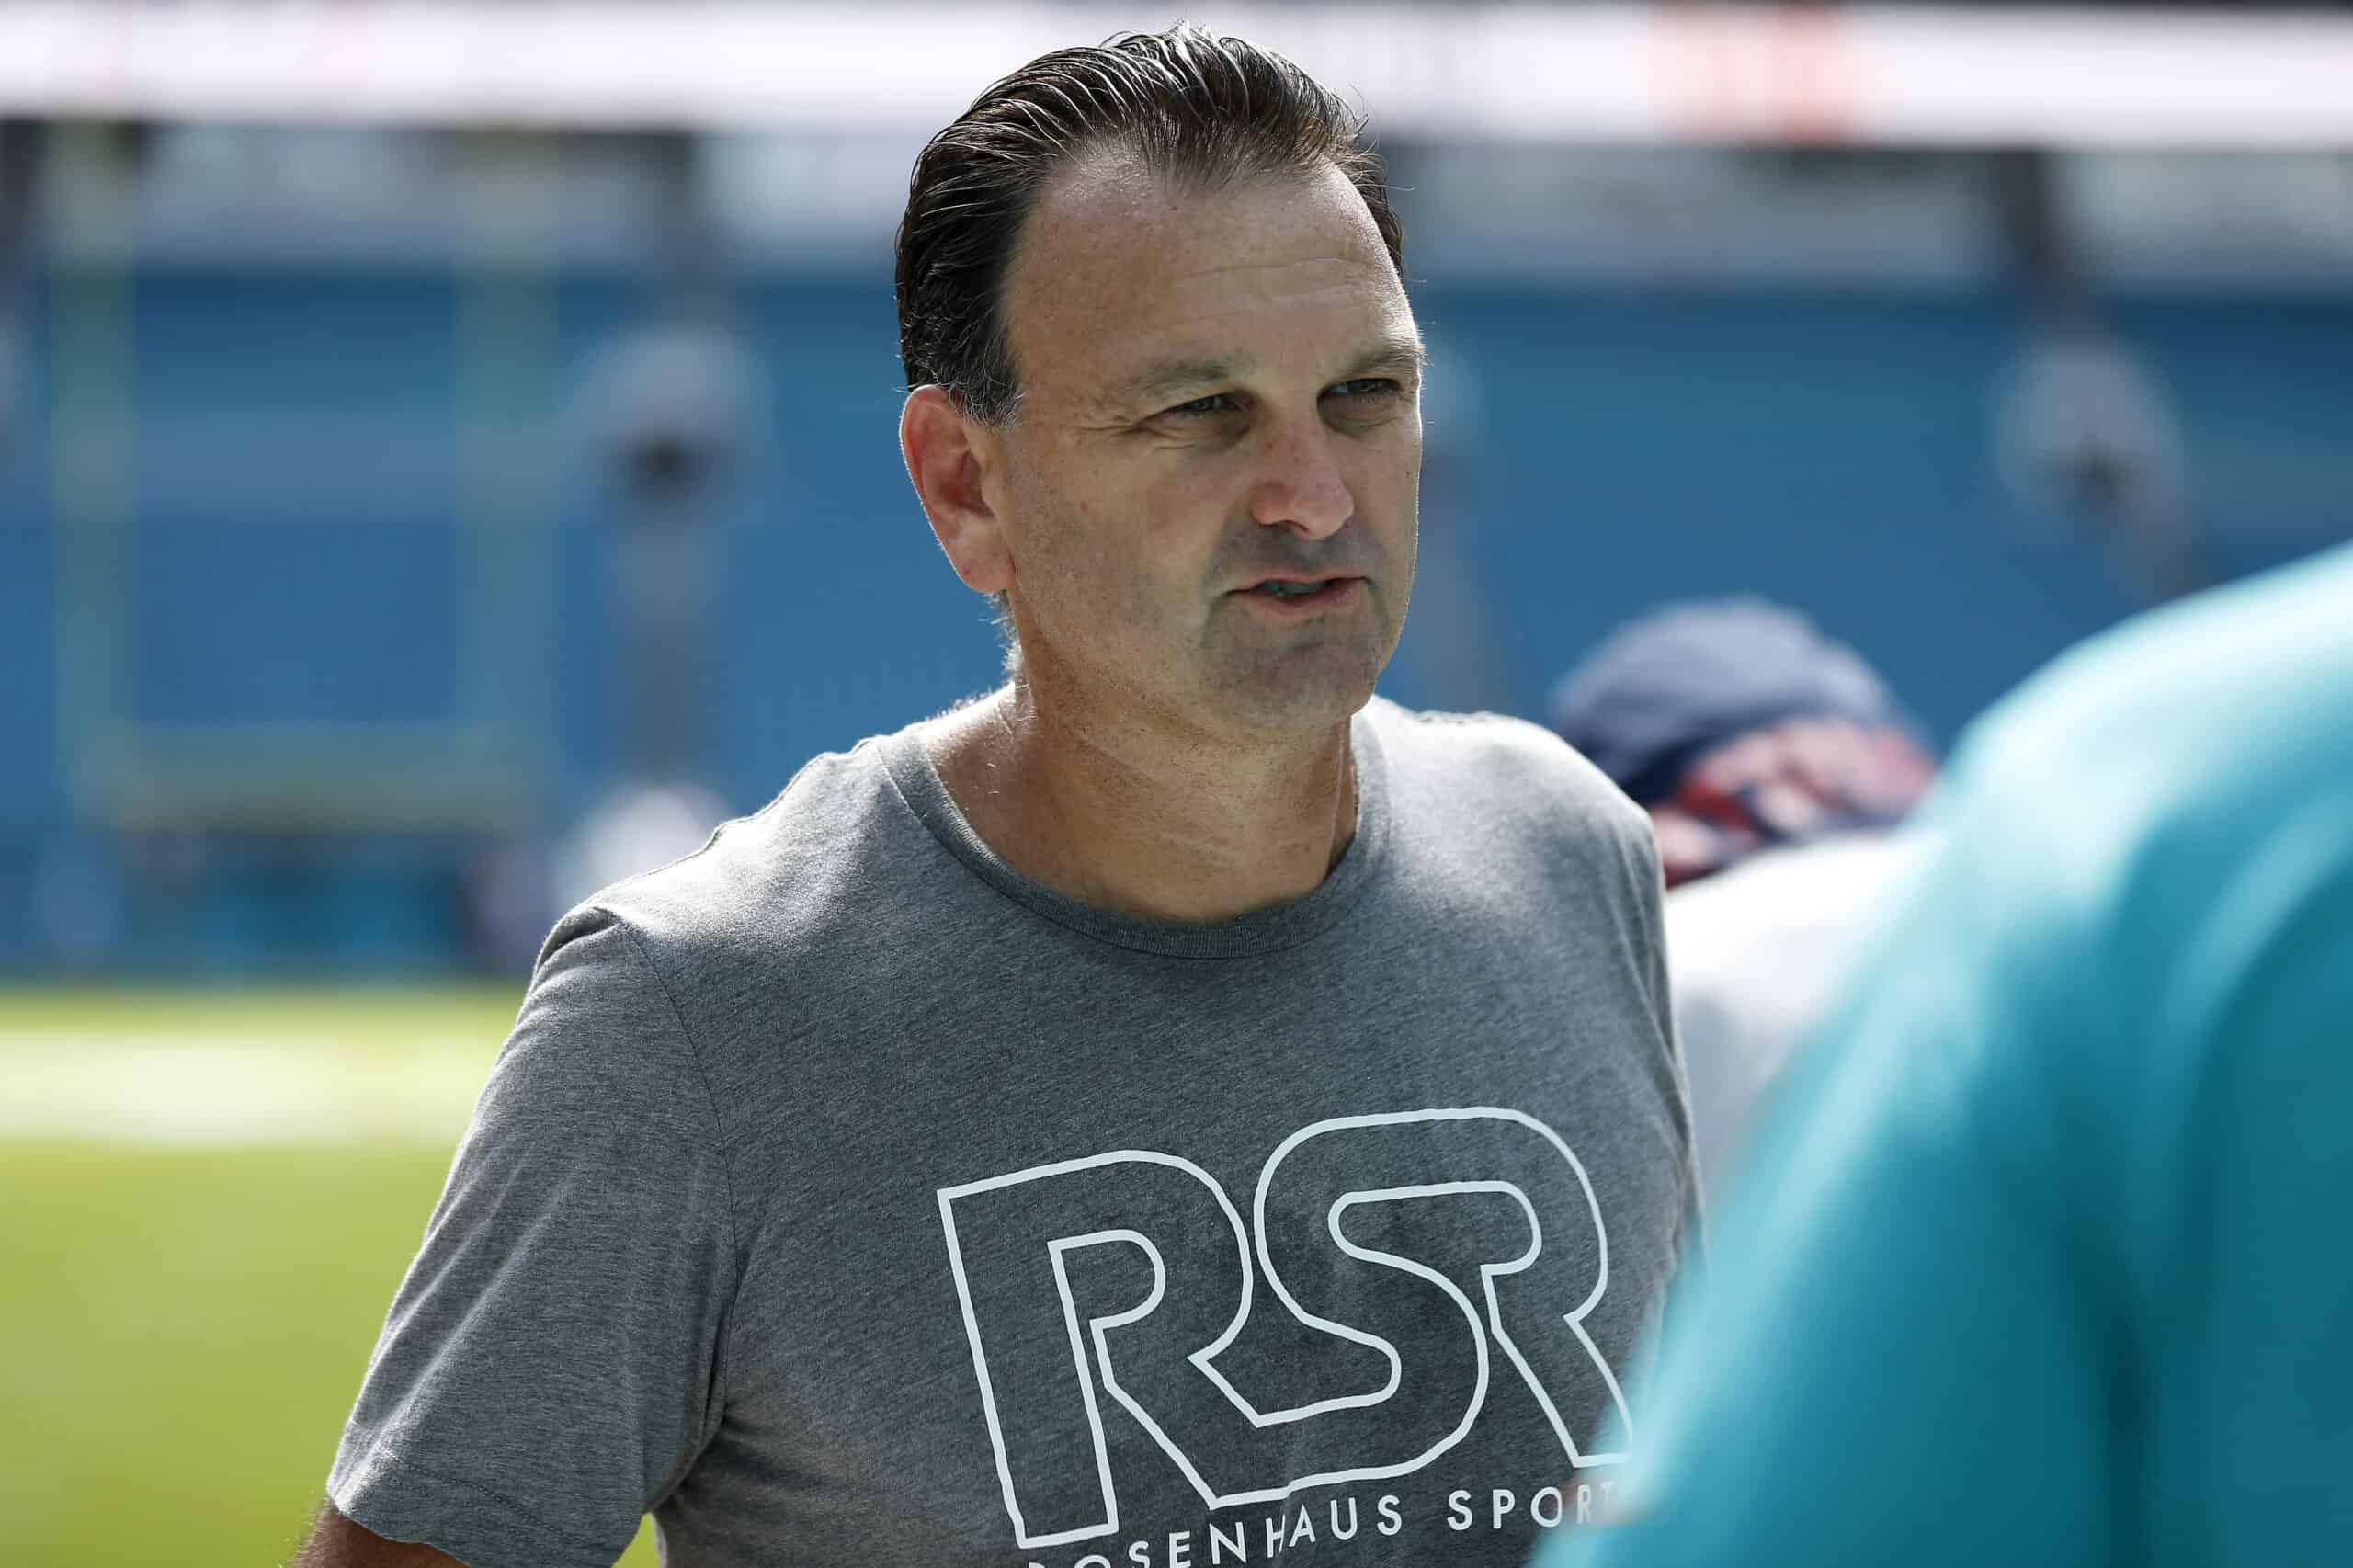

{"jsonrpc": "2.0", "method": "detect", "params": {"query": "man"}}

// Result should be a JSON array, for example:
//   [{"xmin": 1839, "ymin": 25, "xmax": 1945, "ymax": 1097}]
[
  {"xmin": 298, "ymin": 25, "xmax": 1693, "ymax": 1568},
  {"xmin": 1540, "ymin": 540, "xmax": 2353, "ymax": 1568},
  {"xmin": 1549, "ymin": 600, "xmax": 1937, "ymax": 1199}
]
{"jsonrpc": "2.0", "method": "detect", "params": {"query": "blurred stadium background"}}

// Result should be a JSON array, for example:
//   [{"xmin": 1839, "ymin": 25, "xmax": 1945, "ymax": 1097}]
[{"xmin": 1, "ymin": 2, "xmax": 2347, "ymax": 1562}]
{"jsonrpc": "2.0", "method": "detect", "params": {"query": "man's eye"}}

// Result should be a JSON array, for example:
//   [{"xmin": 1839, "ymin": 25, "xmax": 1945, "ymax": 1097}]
[
  {"xmin": 1326, "ymin": 379, "xmax": 1400, "ymax": 402},
  {"xmin": 1164, "ymin": 393, "xmax": 1239, "ymax": 418}
]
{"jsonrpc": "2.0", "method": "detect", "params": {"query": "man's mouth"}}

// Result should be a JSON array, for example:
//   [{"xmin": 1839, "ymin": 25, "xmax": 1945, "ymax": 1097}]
[{"xmin": 1245, "ymin": 576, "xmax": 1358, "ymax": 601}]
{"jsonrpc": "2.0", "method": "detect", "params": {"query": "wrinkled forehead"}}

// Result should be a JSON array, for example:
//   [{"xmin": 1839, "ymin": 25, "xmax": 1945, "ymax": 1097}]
[{"xmin": 1000, "ymin": 154, "xmax": 1412, "ymax": 409}]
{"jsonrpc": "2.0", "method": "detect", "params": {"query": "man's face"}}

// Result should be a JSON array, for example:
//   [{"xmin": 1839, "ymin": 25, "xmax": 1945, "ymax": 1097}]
[{"xmin": 989, "ymin": 156, "xmax": 1422, "ymax": 741}]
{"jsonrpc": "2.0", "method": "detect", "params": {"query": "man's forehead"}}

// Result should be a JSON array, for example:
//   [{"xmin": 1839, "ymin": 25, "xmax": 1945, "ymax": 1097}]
[
  {"xmin": 1005, "ymin": 156, "xmax": 1409, "ymax": 400},
  {"xmin": 1015, "ymin": 155, "xmax": 1392, "ymax": 300}
]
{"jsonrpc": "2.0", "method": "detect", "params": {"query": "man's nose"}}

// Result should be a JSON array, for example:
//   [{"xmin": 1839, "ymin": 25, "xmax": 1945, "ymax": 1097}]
[{"xmin": 1247, "ymin": 418, "xmax": 1353, "ymax": 540}]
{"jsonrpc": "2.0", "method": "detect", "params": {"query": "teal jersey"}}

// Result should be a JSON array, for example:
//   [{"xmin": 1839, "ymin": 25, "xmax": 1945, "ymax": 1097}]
[{"xmin": 1542, "ymin": 542, "xmax": 2353, "ymax": 1568}]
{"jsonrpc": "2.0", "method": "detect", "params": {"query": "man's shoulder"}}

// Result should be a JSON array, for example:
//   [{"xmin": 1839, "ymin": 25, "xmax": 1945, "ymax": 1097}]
[
  {"xmin": 1364, "ymin": 696, "xmax": 1646, "ymax": 837},
  {"xmin": 1967, "ymin": 537, "xmax": 2353, "ymax": 824},
  {"xmin": 1944, "ymin": 543, "xmax": 2353, "ymax": 925},
  {"xmin": 567, "ymin": 732, "xmax": 916, "ymax": 964},
  {"xmin": 1862, "ymin": 546, "xmax": 2353, "ymax": 1078}
]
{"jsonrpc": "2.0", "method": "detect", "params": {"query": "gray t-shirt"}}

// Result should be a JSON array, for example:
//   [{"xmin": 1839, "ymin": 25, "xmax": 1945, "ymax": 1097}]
[{"xmin": 330, "ymin": 698, "xmax": 1696, "ymax": 1568}]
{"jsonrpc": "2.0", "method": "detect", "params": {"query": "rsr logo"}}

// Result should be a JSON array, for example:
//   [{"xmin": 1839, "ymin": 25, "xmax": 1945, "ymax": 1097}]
[{"xmin": 936, "ymin": 1108, "xmax": 1632, "ymax": 1551}]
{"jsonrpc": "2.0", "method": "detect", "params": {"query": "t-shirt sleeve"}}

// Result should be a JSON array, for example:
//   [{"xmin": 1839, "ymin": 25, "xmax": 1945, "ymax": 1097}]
[
  {"xmin": 1619, "ymin": 799, "xmax": 1703, "ymax": 1251},
  {"xmin": 328, "ymin": 907, "xmax": 739, "ymax": 1568},
  {"xmin": 1540, "ymin": 826, "xmax": 2114, "ymax": 1568}
]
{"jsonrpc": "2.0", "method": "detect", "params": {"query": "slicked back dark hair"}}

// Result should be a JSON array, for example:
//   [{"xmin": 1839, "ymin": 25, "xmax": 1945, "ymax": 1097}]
[{"xmin": 895, "ymin": 22, "xmax": 1405, "ymax": 426}]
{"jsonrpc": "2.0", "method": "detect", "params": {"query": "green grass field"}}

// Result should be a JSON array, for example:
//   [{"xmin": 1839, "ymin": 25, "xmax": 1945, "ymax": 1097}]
[{"xmin": 0, "ymin": 986, "xmax": 660, "ymax": 1567}]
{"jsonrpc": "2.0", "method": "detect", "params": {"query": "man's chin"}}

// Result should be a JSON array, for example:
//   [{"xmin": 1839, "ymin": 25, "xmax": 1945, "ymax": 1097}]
[{"xmin": 1202, "ymin": 648, "xmax": 1387, "ymax": 735}]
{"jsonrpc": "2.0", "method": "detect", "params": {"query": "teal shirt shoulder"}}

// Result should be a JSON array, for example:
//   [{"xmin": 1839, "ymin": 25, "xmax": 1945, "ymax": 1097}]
[{"xmin": 1545, "ymin": 542, "xmax": 2353, "ymax": 1568}]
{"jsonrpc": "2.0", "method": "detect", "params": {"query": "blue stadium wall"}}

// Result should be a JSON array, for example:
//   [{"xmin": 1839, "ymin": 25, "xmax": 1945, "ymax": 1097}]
[{"xmin": 2, "ymin": 267, "xmax": 2346, "ymax": 973}]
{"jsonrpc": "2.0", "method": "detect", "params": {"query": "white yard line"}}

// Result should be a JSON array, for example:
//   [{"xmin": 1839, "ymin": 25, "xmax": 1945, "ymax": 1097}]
[{"xmin": 1, "ymin": 1036, "xmax": 494, "ymax": 1146}]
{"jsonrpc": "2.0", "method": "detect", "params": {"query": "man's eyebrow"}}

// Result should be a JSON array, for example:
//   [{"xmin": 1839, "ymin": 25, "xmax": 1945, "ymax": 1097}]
[
  {"xmin": 1095, "ymin": 357, "xmax": 1239, "ymax": 415},
  {"xmin": 1341, "ymin": 334, "xmax": 1429, "ymax": 381},
  {"xmin": 1095, "ymin": 335, "xmax": 1427, "ymax": 417}
]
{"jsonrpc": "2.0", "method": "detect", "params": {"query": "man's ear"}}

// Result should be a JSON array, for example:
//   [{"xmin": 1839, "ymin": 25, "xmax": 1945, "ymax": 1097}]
[{"xmin": 901, "ymin": 386, "xmax": 1014, "ymax": 596}]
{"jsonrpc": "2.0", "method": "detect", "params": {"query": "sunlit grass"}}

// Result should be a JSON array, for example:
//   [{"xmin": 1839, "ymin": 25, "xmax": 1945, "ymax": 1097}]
[
  {"xmin": 0, "ymin": 982, "xmax": 528, "ymax": 1044},
  {"xmin": 0, "ymin": 985, "xmax": 660, "ymax": 1567}
]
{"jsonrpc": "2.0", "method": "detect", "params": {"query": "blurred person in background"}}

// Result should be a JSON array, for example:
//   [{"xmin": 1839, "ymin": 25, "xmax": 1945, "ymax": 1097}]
[
  {"xmin": 1550, "ymin": 601, "xmax": 1937, "ymax": 1199},
  {"xmin": 299, "ymin": 24, "xmax": 1694, "ymax": 1568},
  {"xmin": 1538, "ymin": 540, "xmax": 2353, "ymax": 1568}
]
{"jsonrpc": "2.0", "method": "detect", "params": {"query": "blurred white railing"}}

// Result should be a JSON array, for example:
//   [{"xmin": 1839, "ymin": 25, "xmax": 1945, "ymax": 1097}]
[{"xmin": 2, "ymin": 3, "xmax": 2351, "ymax": 147}]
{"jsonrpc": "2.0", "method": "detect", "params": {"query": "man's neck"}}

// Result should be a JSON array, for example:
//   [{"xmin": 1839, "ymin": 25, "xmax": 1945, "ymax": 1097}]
[{"xmin": 926, "ymin": 683, "xmax": 1360, "ymax": 926}]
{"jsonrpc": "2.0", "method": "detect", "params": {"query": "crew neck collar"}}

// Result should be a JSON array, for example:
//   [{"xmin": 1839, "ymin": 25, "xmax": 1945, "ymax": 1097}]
[{"xmin": 877, "ymin": 703, "xmax": 1394, "ymax": 960}]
